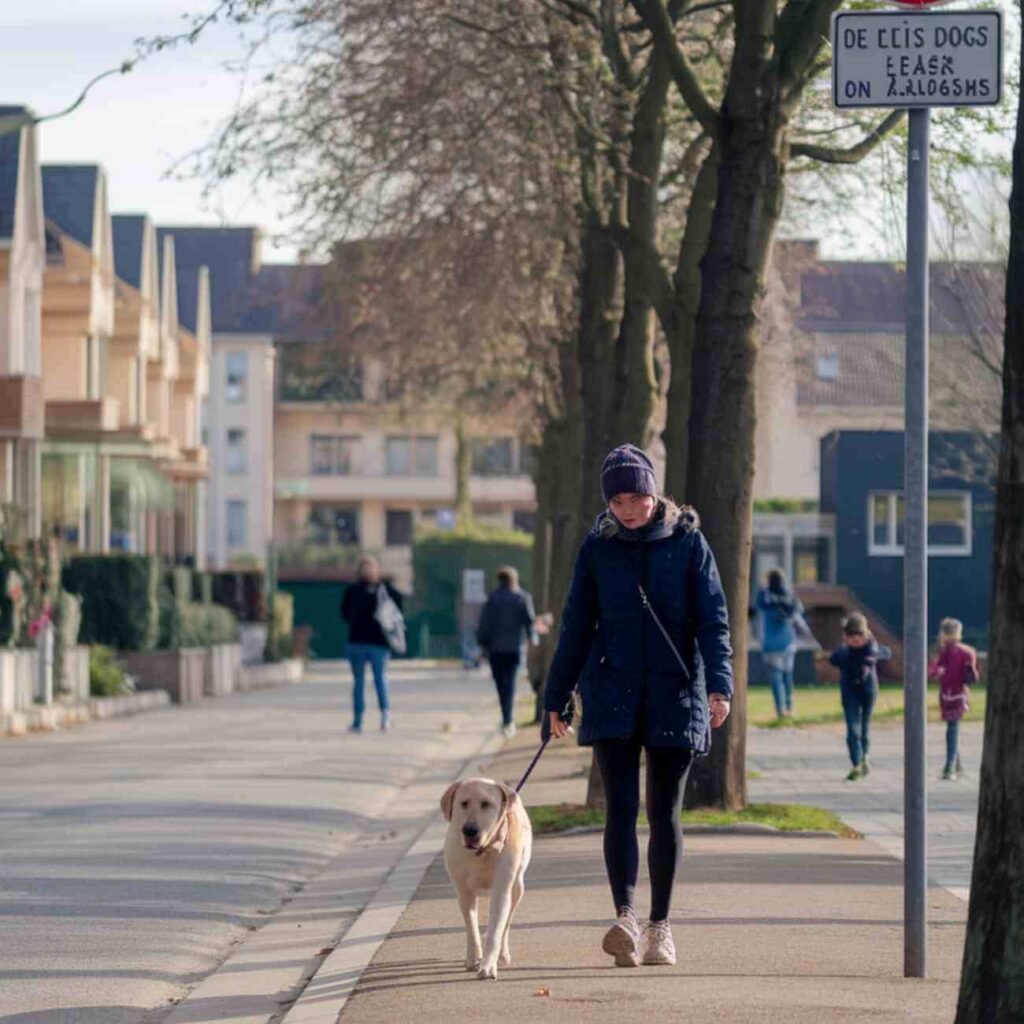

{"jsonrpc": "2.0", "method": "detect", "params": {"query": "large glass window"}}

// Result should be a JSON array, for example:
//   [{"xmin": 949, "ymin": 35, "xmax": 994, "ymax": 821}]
[
  {"xmin": 226, "ymin": 499, "xmax": 247, "ymax": 548},
  {"xmin": 385, "ymin": 509, "xmax": 414, "ymax": 547},
  {"xmin": 471, "ymin": 437, "xmax": 515, "ymax": 476},
  {"xmin": 226, "ymin": 428, "xmax": 247, "ymax": 475},
  {"xmin": 308, "ymin": 505, "xmax": 360, "ymax": 545},
  {"xmin": 386, "ymin": 436, "xmax": 439, "ymax": 476},
  {"xmin": 868, "ymin": 491, "xmax": 971, "ymax": 556},
  {"xmin": 310, "ymin": 435, "xmax": 360, "ymax": 475},
  {"xmin": 225, "ymin": 352, "xmax": 248, "ymax": 403}
]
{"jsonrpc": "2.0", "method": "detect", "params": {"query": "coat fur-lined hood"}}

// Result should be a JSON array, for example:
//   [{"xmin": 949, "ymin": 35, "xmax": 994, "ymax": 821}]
[{"xmin": 594, "ymin": 498, "xmax": 700, "ymax": 541}]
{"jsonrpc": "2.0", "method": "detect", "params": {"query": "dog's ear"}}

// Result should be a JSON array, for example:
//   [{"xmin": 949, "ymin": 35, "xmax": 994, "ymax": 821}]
[
  {"xmin": 496, "ymin": 782, "xmax": 519, "ymax": 815},
  {"xmin": 440, "ymin": 781, "xmax": 461, "ymax": 822}
]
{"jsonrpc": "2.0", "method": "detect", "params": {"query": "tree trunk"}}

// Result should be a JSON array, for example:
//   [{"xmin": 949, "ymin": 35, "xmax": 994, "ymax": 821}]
[
  {"xmin": 663, "ymin": 147, "xmax": 719, "ymax": 502},
  {"xmin": 613, "ymin": 49, "xmax": 671, "ymax": 449},
  {"xmin": 684, "ymin": 22, "xmax": 788, "ymax": 811},
  {"xmin": 955, "ymin": 39, "xmax": 1024, "ymax": 1018},
  {"xmin": 454, "ymin": 409, "xmax": 473, "ymax": 531}
]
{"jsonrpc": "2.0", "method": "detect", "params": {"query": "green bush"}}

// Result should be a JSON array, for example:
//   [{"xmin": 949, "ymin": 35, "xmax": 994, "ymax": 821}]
[
  {"xmin": 89, "ymin": 644, "xmax": 129, "ymax": 697},
  {"xmin": 412, "ymin": 530, "xmax": 533, "ymax": 638},
  {"xmin": 63, "ymin": 556, "xmax": 160, "ymax": 651},
  {"xmin": 265, "ymin": 590, "xmax": 295, "ymax": 662},
  {"xmin": 174, "ymin": 601, "xmax": 241, "ymax": 648}
]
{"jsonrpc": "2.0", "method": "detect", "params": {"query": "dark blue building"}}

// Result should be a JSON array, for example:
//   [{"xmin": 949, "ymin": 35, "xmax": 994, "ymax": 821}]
[{"xmin": 820, "ymin": 430, "xmax": 994, "ymax": 647}]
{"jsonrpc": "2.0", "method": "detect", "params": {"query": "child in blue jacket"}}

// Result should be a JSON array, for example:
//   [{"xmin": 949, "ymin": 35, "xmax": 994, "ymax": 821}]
[{"xmin": 829, "ymin": 613, "xmax": 892, "ymax": 780}]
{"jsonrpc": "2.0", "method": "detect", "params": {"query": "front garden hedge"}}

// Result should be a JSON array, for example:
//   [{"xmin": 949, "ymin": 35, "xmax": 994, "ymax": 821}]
[{"xmin": 63, "ymin": 555, "xmax": 160, "ymax": 651}]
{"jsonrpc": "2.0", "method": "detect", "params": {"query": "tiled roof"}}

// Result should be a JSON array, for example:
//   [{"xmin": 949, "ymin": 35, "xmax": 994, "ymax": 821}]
[
  {"xmin": 796, "ymin": 331, "xmax": 1000, "ymax": 414},
  {"xmin": 797, "ymin": 260, "xmax": 1003, "ymax": 334},
  {"xmin": 175, "ymin": 266, "xmax": 203, "ymax": 335},
  {"xmin": 155, "ymin": 225, "xmax": 331, "ymax": 338},
  {"xmin": 111, "ymin": 214, "xmax": 147, "ymax": 290},
  {"xmin": 0, "ymin": 106, "xmax": 32, "ymax": 240},
  {"xmin": 41, "ymin": 164, "xmax": 99, "ymax": 248}
]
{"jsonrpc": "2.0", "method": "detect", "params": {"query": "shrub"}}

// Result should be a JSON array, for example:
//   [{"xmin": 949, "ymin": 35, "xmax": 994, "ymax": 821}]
[
  {"xmin": 412, "ymin": 531, "xmax": 533, "ymax": 638},
  {"xmin": 265, "ymin": 590, "xmax": 295, "ymax": 662},
  {"xmin": 90, "ymin": 644, "xmax": 129, "ymax": 697},
  {"xmin": 63, "ymin": 555, "xmax": 160, "ymax": 651},
  {"xmin": 174, "ymin": 601, "xmax": 241, "ymax": 648}
]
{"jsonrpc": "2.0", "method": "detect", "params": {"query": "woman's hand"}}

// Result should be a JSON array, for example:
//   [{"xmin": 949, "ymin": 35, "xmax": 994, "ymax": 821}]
[
  {"xmin": 708, "ymin": 693, "xmax": 731, "ymax": 729},
  {"xmin": 548, "ymin": 711, "xmax": 572, "ymax": 739}
]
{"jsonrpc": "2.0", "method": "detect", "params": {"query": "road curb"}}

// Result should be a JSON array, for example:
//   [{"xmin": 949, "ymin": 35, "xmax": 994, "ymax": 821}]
[{"xmin": 278, "ymin": 730, "xmax": 506, "ymax": 1024}]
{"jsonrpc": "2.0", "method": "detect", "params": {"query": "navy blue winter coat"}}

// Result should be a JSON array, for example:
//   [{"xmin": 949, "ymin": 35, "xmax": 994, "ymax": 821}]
[{"xmin": 543, "ymin": 502, "xmax": 733, "ymax": 753}]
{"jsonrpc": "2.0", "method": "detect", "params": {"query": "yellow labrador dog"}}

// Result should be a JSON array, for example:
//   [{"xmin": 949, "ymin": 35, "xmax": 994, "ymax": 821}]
[{"xmin": 440, "ymin": 777, "xmax": 532, "ymax": 980}]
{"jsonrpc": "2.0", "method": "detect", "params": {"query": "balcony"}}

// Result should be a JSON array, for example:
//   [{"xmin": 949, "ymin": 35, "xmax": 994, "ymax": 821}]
[
  {"xmin": 45, "ymin": 397, "xmax": 121, "ymax": 438},
  {"xmin": 0, "ymin": 377, "xmax": 45, "ymax": 439}
]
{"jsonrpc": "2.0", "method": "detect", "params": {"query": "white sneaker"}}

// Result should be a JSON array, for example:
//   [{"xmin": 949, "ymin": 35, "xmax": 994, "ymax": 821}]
[
  {"xmin": 642, "ymin": 919, "xmax": 676, "ymax": 966},
  {"xmin": 601, "ymin": 909, "xmax": 640, "ymax": 967},
  {"xmin": 380, "ymin": 713, "xmax": 391, "ymax": 733},
  {"xmin": 503, "ymin": 722, "xmax": 516, "ymax": 740}
]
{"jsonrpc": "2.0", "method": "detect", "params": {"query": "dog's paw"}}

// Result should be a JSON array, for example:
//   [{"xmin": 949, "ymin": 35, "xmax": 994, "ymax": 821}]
[
  {"xmin": 499, "ymin": 949, "xmax": 512, "ymax": 967},
  {"xmin": 465, "ymin": 957, "xmax": 481, "ymax": 972},
  {"xmin": 476, "ymin": 961, "xmax": 499, "ymax": 980}
]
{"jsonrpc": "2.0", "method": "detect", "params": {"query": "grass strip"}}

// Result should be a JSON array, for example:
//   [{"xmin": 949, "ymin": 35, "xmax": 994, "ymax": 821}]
[{"xmin": 528, "ymin": 801, "xmax": 860, "ymax": 839}]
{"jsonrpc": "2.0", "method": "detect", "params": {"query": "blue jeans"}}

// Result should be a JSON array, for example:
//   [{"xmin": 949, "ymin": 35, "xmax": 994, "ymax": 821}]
[
  {"xmin": 488, "ymin": 652, "xmax": 520, "ymax": 727},
  {"xmin": 841, "ymin": 681, "xmax": 877, "ymax": 766},
  {"xmin": 765, "ymin": 650, "xmax": 795, "ymax": 716},
  {"xmin": 945, "ymin": 719, "xmax": 961, "ymax": 771},
  {"xmin": 348, "ymin": 643, "xmax": 390, "ymax": 727}
]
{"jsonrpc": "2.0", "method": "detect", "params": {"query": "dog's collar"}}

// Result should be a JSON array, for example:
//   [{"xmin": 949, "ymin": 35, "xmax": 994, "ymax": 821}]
[{"xmin": 473, "ymin": 812, "xmax": 511, "ymax": 858}]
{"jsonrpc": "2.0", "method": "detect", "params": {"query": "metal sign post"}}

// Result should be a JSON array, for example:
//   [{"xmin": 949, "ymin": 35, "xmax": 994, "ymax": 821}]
[{"xmin": 832, "ymin": 5, "xmax": 1002, "ymax": 980}]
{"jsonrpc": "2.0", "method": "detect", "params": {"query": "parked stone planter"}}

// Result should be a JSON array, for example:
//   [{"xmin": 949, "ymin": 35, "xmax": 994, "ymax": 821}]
[
  {"xmin": 237, "ymin": 657, "xmax": 303, "ymax": 691},
  {"xmin": 120, "ymin": 648, "xmax": 207, "ymax": 704},
  {"xmin": 60, "ymin": 645, "xmax": 91, "ymax": 702},
  {"xmin": 0, "ymin": 649, "xmax": 39, "ymax": 714},
  {"xmin": 205, "ymin": 643, "xmax": 242, "ymax": 697},
  {"xmin": 239, "ymin": 624, "xmax": 269, "ymax": 666}
]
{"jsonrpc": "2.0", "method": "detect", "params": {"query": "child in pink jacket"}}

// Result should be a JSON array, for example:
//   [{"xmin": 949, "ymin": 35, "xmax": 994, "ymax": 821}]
[{"xmin": 928, "ymin": 617, "xmax": 979, "ymax": 781}]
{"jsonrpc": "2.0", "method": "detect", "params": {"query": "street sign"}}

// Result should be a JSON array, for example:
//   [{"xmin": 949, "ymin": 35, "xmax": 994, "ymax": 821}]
[{"xmin": 832, "ymin": 11, "xmax": 1003, "ymax": 109}]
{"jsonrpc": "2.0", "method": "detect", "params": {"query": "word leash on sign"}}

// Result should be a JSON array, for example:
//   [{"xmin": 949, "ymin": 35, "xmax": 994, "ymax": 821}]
[{"xmin": 832, "ymin": 11, "xmax": 1003, "ymax": 109}]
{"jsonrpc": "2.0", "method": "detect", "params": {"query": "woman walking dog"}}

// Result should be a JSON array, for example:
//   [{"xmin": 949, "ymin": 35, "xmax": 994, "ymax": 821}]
[{"xmin": 543, "ymin": 443, "xmax": 733, "ymax": 968}]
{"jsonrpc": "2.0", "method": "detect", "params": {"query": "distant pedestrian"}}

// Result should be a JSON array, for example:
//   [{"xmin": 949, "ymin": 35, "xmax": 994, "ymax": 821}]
[
  {"xmin": 756, "ymin": 569, "xmax": 803, "ymax": 719},
  {"xmin": 829, "ymin": 613, "xmax": 892, "ymax": 781},
  {"xmin": 477, "ymin": 566, "xmax": 536, "ymax": 740},
  {"xmin": 340, "ymin": 555, "xmax": 403, "ymax": 734},
  {"xmin": 928, "ymin": 617, "xmax": 978, "ymax": 781},
  {"xmin": 543, "ymin": 442, "xmax": 733, "ymax": 969}
]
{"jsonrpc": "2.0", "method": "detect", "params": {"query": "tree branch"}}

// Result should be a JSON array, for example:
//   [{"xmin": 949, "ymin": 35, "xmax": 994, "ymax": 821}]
[
  {"xmin": 632, "ymin": 0, "xmax": 720, "ymax": 139},
  {"xmin": 776, "ymin": 0, "xmax": 842, "ymax": 97},
  {"xmin": 790, "ymin": 110, "xmax": 905, "ymax": 164}
]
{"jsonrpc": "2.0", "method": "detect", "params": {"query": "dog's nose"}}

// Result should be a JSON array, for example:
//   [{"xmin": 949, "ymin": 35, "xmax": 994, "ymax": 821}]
[{"xmin": 462, "ymin": 824, "xmax": 479, "ymax": 839}]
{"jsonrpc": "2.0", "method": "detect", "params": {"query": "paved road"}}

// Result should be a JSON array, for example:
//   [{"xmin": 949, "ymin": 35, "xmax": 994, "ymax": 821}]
[
  {"xmin": 748, "ymin": 716, "xmax": 982, "ymax": 900},
  {"xmin": 0, "ymin": 661, "xmax": 501, "ymax": 1024}
]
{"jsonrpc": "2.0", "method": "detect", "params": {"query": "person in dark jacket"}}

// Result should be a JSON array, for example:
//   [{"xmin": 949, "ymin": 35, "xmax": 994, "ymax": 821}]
[
  {"xmin": 340, "ymin": 554, "xmax": 404, "ymax": 734},
  {"xmin": 477, "ymin": 566, "xmax": 536, "ymax": 739},
  {"xmin": 829, "ymin": 612, "xmax": 892, "ymax": 780},
  {"xmin": 544, "ymin": 443, "xmax": 733, "ymax": 970}
]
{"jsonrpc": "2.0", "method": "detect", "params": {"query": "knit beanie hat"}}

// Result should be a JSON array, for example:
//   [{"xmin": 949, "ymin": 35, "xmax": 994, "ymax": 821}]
[{"xmin": 600, "ymin": 443, "xmax": 657, "ymax": 503}]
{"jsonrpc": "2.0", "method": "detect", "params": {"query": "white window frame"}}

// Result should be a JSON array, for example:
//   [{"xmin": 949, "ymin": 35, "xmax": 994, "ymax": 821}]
[{"xmin": 867, "ymin": 490, "xmax": 972, "ymax": 557}]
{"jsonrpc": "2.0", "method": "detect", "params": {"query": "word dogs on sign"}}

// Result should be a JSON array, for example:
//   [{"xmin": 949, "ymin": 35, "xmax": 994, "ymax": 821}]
[{"xmin": 832, "ymin": 11, "xmax": 1002, "ymax": 110}]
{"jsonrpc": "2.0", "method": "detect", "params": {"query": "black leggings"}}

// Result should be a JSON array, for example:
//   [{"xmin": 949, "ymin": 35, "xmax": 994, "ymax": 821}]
[
  {"xmin": 488, "ymin": 652, "xmax": 520, "ymax": 727},
  {"xmin": 593, "ymin": 735, "xmax": 693, "ymax": 922}
]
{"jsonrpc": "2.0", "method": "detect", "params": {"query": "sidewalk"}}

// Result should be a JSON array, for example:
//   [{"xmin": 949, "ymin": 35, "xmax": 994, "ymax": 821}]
[{"xmin": 298, "ymin": 725, "xmax": 968, "ymax": 1024}]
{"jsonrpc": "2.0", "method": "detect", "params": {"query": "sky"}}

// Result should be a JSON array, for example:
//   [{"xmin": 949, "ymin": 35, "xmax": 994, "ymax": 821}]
[
  {"xmin": 4, "ymin": 2, "xmax": 1015, "ymax": 267},
  {"xmin": 4, "ymin": 1, "xmax": 299, "ymax": 260}
]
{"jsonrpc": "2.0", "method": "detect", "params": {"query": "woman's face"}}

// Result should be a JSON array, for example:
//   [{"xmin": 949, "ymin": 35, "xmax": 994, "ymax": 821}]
[
  {"xmin": 846, "ymin": 632, "xmax": 869, "ymax": 649},
  {"xmin": 358, "ymin": 558, "xmax": 380, "ymax": 583},
  {"xmin": 608, "ymin": 493, "xmax": 657, "ymax": 530}
]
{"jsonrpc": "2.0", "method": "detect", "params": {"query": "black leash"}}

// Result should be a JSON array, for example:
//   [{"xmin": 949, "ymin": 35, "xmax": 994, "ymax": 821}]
[{"xmin": 515, "ymin": 737, "xmax": 550, "ymax": 793}]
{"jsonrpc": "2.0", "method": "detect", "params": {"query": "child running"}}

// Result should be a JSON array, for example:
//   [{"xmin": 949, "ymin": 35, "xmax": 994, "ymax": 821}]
[
  {"xmin": 928, "ymin": 617, "xmax": 978, "ymax": 780},
  {"xmin": 829, "ymin": 613, "xmax": 892, "ymax": 781}
]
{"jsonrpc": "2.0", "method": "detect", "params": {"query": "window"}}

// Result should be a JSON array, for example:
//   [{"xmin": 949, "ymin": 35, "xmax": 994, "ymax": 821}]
[
  {"xmin": 226, "ymin": 428, "xmax": 247, "ymax": 474},
  {"xmin": 386, "ymin": 509, "xmax": 414, "ymax": 547},
  {"xmin": 816, "ymin": 353, "xmax": 839, "ymax": 381},
  {"xmin": 310, "ymin": 435, "xmax": 360, "ymax": 475},
  {"xmin": 868, "ymin": 491, "xmax": 971, "ymax": 556},
  {"xmin": 308, "ymin": 505, "xmax": 360, "ymax": 545},
  {"xmin": 226, "ymin": 352, "xmax": 248, "ymax": 403},
  {"xmin": 471, "ymin": 438, "xmax": 515, "ymax": 476},
  {"xmin": 386, "ymin": 435, "xmax": 439, "ymax": 476},
  {"xmin": 226, "ymin": 500, "xmax": 247, "ymax": 548},
  {"xmin": 278, "ymin": 345, "xmax": 363, "ymax": 402}
]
